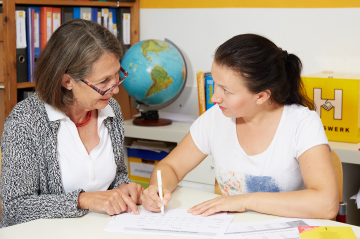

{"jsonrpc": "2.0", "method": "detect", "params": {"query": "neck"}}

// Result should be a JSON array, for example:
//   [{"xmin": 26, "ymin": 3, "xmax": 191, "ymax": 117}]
[
  {"xmin": 65, "ymin": 107, "xmax": 93, "ymax": 125},
  {"xmin": 238, "ymin": 103, "xmax": 284, "ymax": 127}
]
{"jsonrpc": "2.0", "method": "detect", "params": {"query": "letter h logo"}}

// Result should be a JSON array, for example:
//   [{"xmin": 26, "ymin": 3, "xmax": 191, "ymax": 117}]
[{"xmin": 313, "ymin": 88, "xmax": 343, "ymax": 120}]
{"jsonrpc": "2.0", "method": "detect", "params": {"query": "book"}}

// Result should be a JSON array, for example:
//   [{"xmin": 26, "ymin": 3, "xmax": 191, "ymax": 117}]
[
  {"xmin": 205, "ymin": 72, "xmax": 215, "ymax": 110},
  {"xmin": 133, "ymin": 139, "xmax": 175, "ymax": 148},
  {"xmin": 298, "ymin": 226, "xmax": 356, "ymax": 239},
  {"xmin": 196, "ymin": 71, "xmax": 206, "ymax": 115}
]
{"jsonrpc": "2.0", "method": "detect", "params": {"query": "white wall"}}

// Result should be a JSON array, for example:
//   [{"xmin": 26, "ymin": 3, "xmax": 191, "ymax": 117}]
[{"xmin": 140, "ymin": 8, "xmax": 360, "ymax": 116}]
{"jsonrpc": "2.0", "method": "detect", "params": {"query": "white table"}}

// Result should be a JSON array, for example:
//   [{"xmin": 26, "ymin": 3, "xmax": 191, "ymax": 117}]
[{"xmin": 1, "ymin": 186, "xmax": 359, "ymax": 239}]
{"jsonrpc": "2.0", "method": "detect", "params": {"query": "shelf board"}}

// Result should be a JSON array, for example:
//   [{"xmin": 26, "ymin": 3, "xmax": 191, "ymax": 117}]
[
  {"xmin": 14, "ymin": 0, "xmax": 134, "ymax": 7},
  {"xmin": 17, "ymin": 82, "xmax": 36, "ymax": 89}
]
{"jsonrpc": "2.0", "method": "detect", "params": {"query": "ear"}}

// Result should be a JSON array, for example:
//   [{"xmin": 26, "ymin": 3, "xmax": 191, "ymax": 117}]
[
  {"xmin": 61, "ymin": 74, "xmax": 73, "ymax": 90},
  {"xmin": 256, "ymin": 90, "xmax": 271, "ymax": 105}
]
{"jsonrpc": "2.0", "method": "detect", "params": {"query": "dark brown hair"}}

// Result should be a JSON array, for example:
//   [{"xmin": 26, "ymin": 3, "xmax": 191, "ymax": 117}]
[
  {"xmin": 214, "ymin": 34, "xmax": 313, "ymax": 110},
  {"xmin": 35, "ymin": 19, "xmax": 123, "ymax": 112}
]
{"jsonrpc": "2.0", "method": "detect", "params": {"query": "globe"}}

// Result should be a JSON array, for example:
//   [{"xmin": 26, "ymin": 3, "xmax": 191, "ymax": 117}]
[{"xmin": 120, "ymin": 39, "xmax": 187, "ymax": 110}]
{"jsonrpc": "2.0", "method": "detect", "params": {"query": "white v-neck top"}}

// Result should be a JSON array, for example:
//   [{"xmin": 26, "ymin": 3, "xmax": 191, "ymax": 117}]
[
  {"xmin": 45, "ymin": 104, "xmax": 117, "ymax": 193},
  {"xmin": 190, "ymin": 104, "xmax": 329, "ymax": 196}
]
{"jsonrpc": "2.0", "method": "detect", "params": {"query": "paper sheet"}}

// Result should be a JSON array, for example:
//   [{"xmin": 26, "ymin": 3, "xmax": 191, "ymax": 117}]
[
  {"xmin": 351, "ymin": 188, "xmax": 360, "ymax": 209},
  {"xmin": 224, "ymin": 218, "xmax": 322, "ymax": 239},
  {"xmin": 105, "ymin": 209, "xmax": 234, "ymax": 238}
]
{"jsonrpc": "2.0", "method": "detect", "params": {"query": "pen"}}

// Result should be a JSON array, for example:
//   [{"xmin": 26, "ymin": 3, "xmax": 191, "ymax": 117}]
[{"xmin": 157, "ymin": 170, "xmax": 165, "ymax": 216}]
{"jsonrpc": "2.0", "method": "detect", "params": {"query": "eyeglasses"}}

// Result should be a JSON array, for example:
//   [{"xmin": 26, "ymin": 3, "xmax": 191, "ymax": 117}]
[{"xmin": 80, "ymin": 67, "xmax": 129, "ymax": 96}]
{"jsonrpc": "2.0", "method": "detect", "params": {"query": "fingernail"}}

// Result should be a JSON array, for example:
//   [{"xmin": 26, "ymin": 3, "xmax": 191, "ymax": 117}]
[
  {"xmin": 164, "ymin": 200, "xmax": 168, "ymax": 204},
  {"xmin": 157, "ymin": 203, "xmax": 162, "ymax": 207}
]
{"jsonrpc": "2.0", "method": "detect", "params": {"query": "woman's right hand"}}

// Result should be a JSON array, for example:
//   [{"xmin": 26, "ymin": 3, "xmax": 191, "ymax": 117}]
[
  {"xmin": 141, "ymin": 185, "xmax": 172, "ymax": 212},
  {"xmin": 78, "ymin": 189, "xmax": 140, "ymax": 215}
]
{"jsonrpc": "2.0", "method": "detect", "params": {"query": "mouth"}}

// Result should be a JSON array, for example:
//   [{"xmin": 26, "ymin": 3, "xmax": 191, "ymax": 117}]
[
  {"xmin": 100, "ymin": 98, "xmax": 110, "ymax": 101},
  {"xmin": 219, "ymin": 106, "xmax": 227, "ymax": 111}
]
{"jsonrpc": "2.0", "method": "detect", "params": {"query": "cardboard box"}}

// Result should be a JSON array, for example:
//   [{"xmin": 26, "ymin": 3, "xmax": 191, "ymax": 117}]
[
  {"xmin": 127, "ymin": 148, "xmax": 168, "ymax": 182},
  {"xmin": 129, "ymin": 157, "xmax": 159, "ymax": 182},
  {"xmin": 302, "ymin": 72, "xmax": 360, "ymax": 143}
]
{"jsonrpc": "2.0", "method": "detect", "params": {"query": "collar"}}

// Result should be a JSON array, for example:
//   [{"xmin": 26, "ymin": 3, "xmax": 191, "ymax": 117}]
[{"xmin": 44, "ymin": 103, "xmax": 115, "ymax": 122}]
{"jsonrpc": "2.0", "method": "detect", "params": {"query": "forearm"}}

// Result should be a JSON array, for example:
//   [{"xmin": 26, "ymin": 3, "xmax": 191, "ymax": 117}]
[
  {"xmin": 149, "ymin": 161, "xmax": 180, "ymax": 192},
  {"xmin": 245, "ymin": 189, "xmax": 338, "ymax": 219},
  {"xmin": 1, "ymin": 189, "xmax": 87, "ymax": 227}
]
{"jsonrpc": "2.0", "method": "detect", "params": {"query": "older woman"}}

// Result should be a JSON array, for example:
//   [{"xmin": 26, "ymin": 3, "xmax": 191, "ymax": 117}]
[{"xmin": 0, "ymin": 19, "xmax": 143, "ymax": 228}]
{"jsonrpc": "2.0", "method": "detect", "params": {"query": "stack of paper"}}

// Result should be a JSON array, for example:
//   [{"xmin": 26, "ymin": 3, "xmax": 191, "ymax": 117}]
[{"xmin": 105, "ymin": 209, "xmax": 234, "ymax": 238}]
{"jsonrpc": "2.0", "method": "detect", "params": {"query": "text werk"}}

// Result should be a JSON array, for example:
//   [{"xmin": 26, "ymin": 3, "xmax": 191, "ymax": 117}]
[{"xmin": 324, "ymin": 126, "xmax": 350, "ymax": 133}]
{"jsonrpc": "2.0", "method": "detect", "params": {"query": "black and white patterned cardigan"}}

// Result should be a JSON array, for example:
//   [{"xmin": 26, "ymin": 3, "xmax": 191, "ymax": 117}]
[{"xmin": 0, "ymin": 94, "xmax": 131, "ymax": 228}]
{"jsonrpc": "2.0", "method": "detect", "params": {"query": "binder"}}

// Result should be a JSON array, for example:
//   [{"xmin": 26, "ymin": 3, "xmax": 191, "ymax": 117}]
[
  {"xmin": 40, "ymin": 7, "xmax": 52, "ymax": 50},
  {"xmin": 91, "ymin": 7, "xmax": 98, "ymax": 23},
  {"xmin": 61, "ymin": 7, "xmax": 73, "ymax": 24},
  {"xmin": 73, "ymin": 7, "xmax": 80, "ymax": 19},
  {"xmin": 15, "ymin": 6, "xmax": 28, "ymax": 83},
  {"xmin": 32, "ymin": 7, "xmax": 41, "ymax": 65},
  {"xmin": 97, "ymin": 8, "xmax": 102, "ymax": 25},
  {"xmin": 52, "ymin": 8, "xmax": 61, "ymax": 33},
  {"xmin": 109, "ymin": 8, "xmax": 117, "ymax": 36},
  {"xmin": 101, "ymin": 8, "xmax": 109, "ymax": 29},
  {"xmin": 80, "ymin": 7, "xmax": 91, "ymax": 20},
  {"xmin": 26, "ymin": 7, "xmax": 35, "ymax": 82},
  {"xmin": 108, "ymin": 8, "xmax": 113, "ymax": 32},
  {"xmin": 117, "ymin": 8, "xmax": 131, "ymax": 50}
]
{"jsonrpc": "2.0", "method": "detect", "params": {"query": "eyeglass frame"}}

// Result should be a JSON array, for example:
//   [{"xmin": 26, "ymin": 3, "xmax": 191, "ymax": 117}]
[{"xmin": 80, "ymin": 67, "xmax": 129, "ymax": 96}]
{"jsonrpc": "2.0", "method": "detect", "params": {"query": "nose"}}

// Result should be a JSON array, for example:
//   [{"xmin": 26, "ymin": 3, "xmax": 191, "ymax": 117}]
[
  {"xmin": 211, "ymin": 86, "xmax": 222, "ymax": 104},
  {"xmin": 112, "ymin": 84, "xmax": 120, "ymax": 95}
]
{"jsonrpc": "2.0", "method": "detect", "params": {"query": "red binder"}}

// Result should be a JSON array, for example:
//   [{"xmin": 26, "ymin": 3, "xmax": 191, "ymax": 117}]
[{"xmin": 40, "ymin": 7, "xmax": 52, "ymax": 50}]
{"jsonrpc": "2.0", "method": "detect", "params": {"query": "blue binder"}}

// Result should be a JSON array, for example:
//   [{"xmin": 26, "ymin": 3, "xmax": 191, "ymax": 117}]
[
  {"xmin": 26, "ymin": 7, "xmax": 35, "ymax": 82},
  {"xmin": 32, "ymin": 7, "xmax": 41, "ymax": 67},
  {"xmin": 91, "ymin": 7, "xmax": 98, "ymax": 23},
  {"xmin": 73, "ymin": 7, "xmax": 80, "ymax": 19}
]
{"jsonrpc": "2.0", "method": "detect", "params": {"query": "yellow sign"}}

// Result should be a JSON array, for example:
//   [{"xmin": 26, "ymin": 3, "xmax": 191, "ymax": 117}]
[{"xmin": 303, "ymin": 72, "xmax": 360, "ymax": 143}]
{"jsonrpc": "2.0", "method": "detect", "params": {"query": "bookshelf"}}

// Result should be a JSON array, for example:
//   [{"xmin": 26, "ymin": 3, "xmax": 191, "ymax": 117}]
[{"xmin": 1, "ymin": 0, "xmax": 140, "ymax": 119}]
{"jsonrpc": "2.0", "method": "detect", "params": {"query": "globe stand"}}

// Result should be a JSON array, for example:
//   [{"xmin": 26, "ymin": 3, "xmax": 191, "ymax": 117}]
[{"xmin": 133, "ymin": 110, "xmax": 172, "ymax": 126}]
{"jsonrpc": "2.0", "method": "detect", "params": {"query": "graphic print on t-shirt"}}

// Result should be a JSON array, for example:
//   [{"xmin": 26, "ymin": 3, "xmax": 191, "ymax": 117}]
[{"xmin": 217, "ymin": 167, "xmax": 282, "ymax": 195}]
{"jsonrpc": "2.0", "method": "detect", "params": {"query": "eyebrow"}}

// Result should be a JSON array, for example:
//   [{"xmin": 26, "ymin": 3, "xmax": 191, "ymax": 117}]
[{"xmin": 96, "ymin": 66, "xmax": 121, "ymax": 83}]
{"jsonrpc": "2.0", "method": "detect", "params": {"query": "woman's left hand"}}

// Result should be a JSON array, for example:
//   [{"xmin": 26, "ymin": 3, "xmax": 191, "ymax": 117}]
[
  {"xmin": 187, "ymin": 195, "xmax": 248, "ymax": 217},
  {"xmin": 118, "ymin": 182, "xmax": 144, "ymax": 205}
]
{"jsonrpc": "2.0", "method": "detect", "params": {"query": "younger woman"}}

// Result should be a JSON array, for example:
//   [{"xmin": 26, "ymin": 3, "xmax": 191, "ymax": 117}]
[{"xmin": 141, "ymin": 34, "xmax": 339, "ymax": 219}]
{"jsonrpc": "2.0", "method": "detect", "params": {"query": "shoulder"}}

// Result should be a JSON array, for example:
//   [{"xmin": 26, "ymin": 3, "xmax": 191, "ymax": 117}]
[
  {"xmin": 4, "ymin": 94, "xmax": 48, "ymax": 128},
  {"xmin": 284, "ymin": 104, "xmax": 320, "ymax": 124},
  {"xmin": 108, "ymin": 98, "xmax": 123, "ymax": 118}
]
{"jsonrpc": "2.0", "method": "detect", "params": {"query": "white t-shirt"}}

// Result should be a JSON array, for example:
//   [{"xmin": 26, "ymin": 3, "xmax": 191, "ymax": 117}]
[
  {"xmin": 45, "ymin": 104, "xmax": 117, "ymax": 193},
  {"xmin": 190, "ymin": 104, "xmax": 329, "ymax": 195}
]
